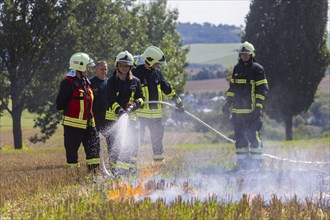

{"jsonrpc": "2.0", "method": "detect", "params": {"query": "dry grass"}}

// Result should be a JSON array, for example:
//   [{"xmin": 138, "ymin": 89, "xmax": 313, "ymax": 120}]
[{"xmin": 1, "ymin": 135, "xmax": 330, "ymax": 219}]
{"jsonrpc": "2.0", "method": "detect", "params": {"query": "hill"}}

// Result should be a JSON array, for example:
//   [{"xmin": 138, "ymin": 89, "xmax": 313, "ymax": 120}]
[
  {"xmin": 178, "ymin": 22, "xmax": 242, "ymax": 44},
  {"xmin": 185, "ymin": 43, "xmax": 240, "ymax": 68}
]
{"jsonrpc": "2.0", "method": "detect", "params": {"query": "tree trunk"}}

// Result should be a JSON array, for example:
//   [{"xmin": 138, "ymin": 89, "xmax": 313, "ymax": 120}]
[
  {"xmin": 285, "ymin": 116, "xmax": 293, "ymax": 140},
  {"xmin": 12, "ymin": 105, "xmax": 23, "ymax": 149}
]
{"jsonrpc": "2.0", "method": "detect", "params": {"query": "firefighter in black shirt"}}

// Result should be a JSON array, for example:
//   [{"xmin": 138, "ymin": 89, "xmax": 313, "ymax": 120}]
[{"xmin": 90, "ymin": 60, "xmax": 108, "ymax": 135}]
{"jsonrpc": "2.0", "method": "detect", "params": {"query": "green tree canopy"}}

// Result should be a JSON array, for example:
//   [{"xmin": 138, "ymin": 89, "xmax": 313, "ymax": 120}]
[
  {"xmin": 243, "ymin": 0, "xmax": 330, "ymax": 140},
  {"xmin": 0, "ymin": 0, "xmax": 188, "ymax": 149}
]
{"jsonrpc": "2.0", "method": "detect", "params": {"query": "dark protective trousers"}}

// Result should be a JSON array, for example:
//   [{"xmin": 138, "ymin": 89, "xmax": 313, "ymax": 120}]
[
  {"xmin": 138, "ymin": 117, "xmax": 164, "ymax": 157},
  {"xmin": 231, "ymin": 114, "xmax": 262, "ymax": 153},
  {"xmin": 63, "ymin": 125, "xmax": 100, "ymax": 165}
]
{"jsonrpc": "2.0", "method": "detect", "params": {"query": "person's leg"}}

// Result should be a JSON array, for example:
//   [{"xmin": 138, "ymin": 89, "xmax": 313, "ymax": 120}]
[
  {"xmin": 232, "ymin": 115, "xmax": 249, "ymax": 169},
  {"xmin": 247, "ymin": 117, "xmax": 263, "ymax": 169},
  {"xmin": 64, "ymin": 126, "xmax": 83, "ymax": 168},
  {"xmin": 82, "ymin": 126, "xmax": 100, "ymax": 172},
  {"xmin": 148, "ymin": 118, "xmax": 165, "ymax": 163}
]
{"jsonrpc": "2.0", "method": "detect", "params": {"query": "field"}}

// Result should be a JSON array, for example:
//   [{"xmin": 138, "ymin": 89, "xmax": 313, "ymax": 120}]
[
  {"xmin": 1, "ymin": 115, "xmax": 330, "ymax": 218},
  {"xmin": 185, "ymin": 43, "xmax": 240, "ymax": 68}
]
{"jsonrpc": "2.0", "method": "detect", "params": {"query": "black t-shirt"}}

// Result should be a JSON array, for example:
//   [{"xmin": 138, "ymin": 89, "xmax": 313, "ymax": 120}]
[{"xmin": 89, "ymin": 76, "xmax": 108, "ymax": 127}]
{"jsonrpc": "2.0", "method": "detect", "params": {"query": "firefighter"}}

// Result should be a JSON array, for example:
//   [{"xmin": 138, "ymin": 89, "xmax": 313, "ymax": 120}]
[
  {"xmin": 56, "ymin": 52, "xmax": 100, "ymax": 172},
  {"xmin": 133, "ymin": 46, "xmax": 185, "ymax": 164},
  {"xmin": 222, "ymin": 41, "xmax": 269, "ymax": 170},
  {"xmin": 105, "ymin": 51, "xmax": 144, "ymax": 176},
  {"xmin": 90, "ymin": 60, "xmax": 109, "ymax": 136}
]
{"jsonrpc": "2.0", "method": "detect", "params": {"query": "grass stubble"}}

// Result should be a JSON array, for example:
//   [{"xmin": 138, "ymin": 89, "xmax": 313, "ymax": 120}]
[{"xmin": 0, "ymin": 136, "xmax": 329, "ymax": 219}]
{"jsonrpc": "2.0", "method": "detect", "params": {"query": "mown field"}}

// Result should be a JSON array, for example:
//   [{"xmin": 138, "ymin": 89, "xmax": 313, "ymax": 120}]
[
  {"xmin": 185, "ymin": 43, "xmax": 240, "ymax": 68},
  {"xmin": 1, "ymin": 116, "xmax": 330, "ymax": 219}
]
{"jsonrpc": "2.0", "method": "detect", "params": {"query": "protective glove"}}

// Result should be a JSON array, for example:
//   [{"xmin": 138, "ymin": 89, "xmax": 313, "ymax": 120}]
[
  {"xmin": 175, "ymin": 101, "xmax": 185, "ymax": 113},
  {"xmin": 222, "ymin": 103, "xmax": 231, "ymax": 115},
  {"xmin": 134, "ymin": 99, "xmax": 143, "ymax": 109},
  {"xmin": 172, "ymin": 94, "xmax": 185, "ymax": 113},
  {"xmin": 117, "ymin": 108, "xmax": 126, "ymax": 117}
]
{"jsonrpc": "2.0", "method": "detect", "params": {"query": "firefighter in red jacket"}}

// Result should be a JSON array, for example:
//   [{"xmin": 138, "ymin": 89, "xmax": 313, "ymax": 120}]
[
  {"xmin": 56, "ymin": 52, "xmax": 100, "ymax": 172},
  {"xmin": 133, "ymin": 46, "xmax": 184, "ymax": 164},
  {"xmin": 105, "ymin": 51, "xmax": 144, "ymax": 176},
  {"xmin": 222, "ymin": 41, "xmax": 269, "ymax": 170}
]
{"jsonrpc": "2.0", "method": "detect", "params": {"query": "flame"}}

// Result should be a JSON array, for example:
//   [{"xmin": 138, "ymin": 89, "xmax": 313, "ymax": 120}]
[
  {"xmin": 107, "ymin": 164, "xmax": 162, "ymax": 201},
  {"xmin": 107, "ymin": 164, "xmax": 199, "ymax": 201},
  {"xmin": 108, "ymin": 180, "xmax": 151, "ymax": 201}
]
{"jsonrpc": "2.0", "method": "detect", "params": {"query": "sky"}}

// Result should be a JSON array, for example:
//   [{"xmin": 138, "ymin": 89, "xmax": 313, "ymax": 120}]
[
  {"xmin": 166, "ymin": 0, "xmax": 252, "ymax": 27},
  {"xmin": 166, "ymin": 0, "xmax": 330, "ymax": 30}
]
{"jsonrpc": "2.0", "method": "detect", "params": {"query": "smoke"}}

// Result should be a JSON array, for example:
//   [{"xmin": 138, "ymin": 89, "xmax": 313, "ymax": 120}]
[
  {"xmin": 101, "ymin": 111, "xmax": 329, "ymax": 205},
  {"xmin": 139, "ymin": 163, "xmax": 330, "ymax": 204}
]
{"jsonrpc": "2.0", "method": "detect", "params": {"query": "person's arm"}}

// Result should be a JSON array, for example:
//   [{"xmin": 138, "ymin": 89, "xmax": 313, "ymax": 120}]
[
  {"xmin": 133, "ymin": 78, "xmax": 144, "ymax": 109},
  {"xmin": 56, "ymin": 79, "xmax": 72, "ymax": 114},
  {"xmin": 254, "ymin": 64, "xmax": 269, "ymax": 110},
  {"xmin": 106, "ymin": 77, "xmax": 122, "ymax": 114}
]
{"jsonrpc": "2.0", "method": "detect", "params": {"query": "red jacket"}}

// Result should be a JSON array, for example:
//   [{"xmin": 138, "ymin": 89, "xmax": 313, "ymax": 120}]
[{"xmin": 56, "ymin": 76, "xmax": 95, "ymax": 129}]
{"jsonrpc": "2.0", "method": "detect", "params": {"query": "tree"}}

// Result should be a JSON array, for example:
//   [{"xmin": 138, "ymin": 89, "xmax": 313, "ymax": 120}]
[
  {"xmin": 0, "ymin": 0, "xmax": 76, "ymax": 149},
  {"xmin": 1, "ymin": 0, "xmax": 189, "ymax": 149},
  {"xmin": 134, "ymin": 0, "xmax": 189, "ymax": 94},
  {"xmin": 243, "ymin": 0, "xmax": 330, "ymax": 140}
]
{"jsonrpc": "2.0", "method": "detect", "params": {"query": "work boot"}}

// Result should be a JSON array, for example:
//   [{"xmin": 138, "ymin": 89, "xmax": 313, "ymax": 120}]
[{"xmin": 87, "ymin": 164, "xmax": 100, "ymax": 175}]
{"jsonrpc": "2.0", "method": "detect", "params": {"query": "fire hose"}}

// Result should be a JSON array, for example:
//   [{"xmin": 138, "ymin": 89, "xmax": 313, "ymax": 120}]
[{"xmin": 144, "ymin": 101, "xmax": 235, "ymax": 143}]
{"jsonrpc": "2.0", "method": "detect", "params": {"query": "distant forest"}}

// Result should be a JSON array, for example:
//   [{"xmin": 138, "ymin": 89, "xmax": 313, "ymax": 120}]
[{"xmin": 177, "ymin": 22, "xmax": 243, "ymax": 44}]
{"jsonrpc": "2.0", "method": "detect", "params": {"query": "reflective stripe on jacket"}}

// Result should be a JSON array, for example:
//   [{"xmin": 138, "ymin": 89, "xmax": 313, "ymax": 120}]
[
  {"xmin": 133, "ymin": 65, "xmax": 176, "ymax": 118},
  {"xmin": 59, "ymin": 76, "xmax": 95, "ymax": 129},
  {"xmin": 225, "ymin": 59, "xmax": 269, "ymax": 114},
  {"xmin": 105, "ymin": 72, "xmax": 144, "ymax": 121}
]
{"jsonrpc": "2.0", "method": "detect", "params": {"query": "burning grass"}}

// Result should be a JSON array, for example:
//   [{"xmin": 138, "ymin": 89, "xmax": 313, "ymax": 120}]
[{"xmin": 1, "ymin": 138, "xmax": 330, "ymax": 219}]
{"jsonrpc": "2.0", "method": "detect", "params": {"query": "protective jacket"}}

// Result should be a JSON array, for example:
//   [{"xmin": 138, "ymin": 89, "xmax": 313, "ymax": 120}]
[
  {"xmin": 133, "ymin": 65, "xmax": 178, "ymax": 118},
  {"xmin": 56, "ymin": 75, "xmax": 95, "ymax": 129},
  {"xmin": 225, "ymin": 59, "xmax": 269, "ymax": 113},
  {"xmin": 105, "ymin": 71, "xmax": 144, "ymax": 121}
]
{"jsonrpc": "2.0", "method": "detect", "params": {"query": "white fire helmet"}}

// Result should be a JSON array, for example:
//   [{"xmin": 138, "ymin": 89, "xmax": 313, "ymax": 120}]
[
  {"xmin": 115, "ymin": 51, "xmax": 134, "ymax": 67},
  {"xmin": 69, "ymin": 52, "xmax": 95, "ymax": 72},
  {"xmin": 238, "ymin": 41, "xmax": 256, "ymax": 57}
]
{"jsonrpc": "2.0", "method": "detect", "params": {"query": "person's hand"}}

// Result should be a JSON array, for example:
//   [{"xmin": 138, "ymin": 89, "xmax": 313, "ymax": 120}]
[
  {"xmin": 175, "ymin": 101, "xmax": 185, "ymax": 113},
  {"xmin": 171, "ymin": 95, "xmax": 185, "ymax": 113},
  {"xmin": 222, "ymin": 104, "xmax": 231, "ymax": 115},
  {"xmin": 134, "ymin": 99, "xmax": 143, "ymax": 109},
  {"xmin": 117, "ymin": 108, "xmax": 125, "ymax": 116}
]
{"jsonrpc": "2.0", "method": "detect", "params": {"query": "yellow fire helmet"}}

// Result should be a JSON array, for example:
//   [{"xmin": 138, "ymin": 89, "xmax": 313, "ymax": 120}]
[{"xmin": 141, "ymin": 46, "xmax": 166, "ymax": 67}]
